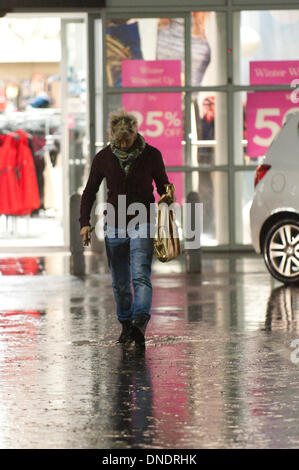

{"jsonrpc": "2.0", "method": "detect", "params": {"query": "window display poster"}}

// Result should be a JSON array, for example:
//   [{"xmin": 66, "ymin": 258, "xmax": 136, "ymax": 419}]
[
  {"xmin": 250, "ymin": 60, "xmax": 299, "ymax": 85},
  {"xmin": 122, "ymin": 60, "xmax": 183, "ymax": 204},
  {"xmin": 246, "ymin": 60, "xmax": 299, "ymax": 158},
  {"xmin": 246, "ymin": 90, "xmax": 299, "ymax": 158},
  {"xmin": 122, "ymin": 59, "xmax": 181, "ymax": 88}
]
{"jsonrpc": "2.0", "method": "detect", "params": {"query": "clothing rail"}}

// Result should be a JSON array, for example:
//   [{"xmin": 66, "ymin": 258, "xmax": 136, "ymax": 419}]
[{"xmin": 0, "ymin": 109, "xmax": 62, "ymax": 137}]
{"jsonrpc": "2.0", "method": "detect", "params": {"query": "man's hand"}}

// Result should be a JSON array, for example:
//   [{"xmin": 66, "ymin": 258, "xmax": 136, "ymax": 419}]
[
  {"xmin": 159, "ymin": 183, "xmax": 176, "ymax": 205},
  {"xmin": 80, "ymin": 225, "xmax": 94, "ymax": 246}
]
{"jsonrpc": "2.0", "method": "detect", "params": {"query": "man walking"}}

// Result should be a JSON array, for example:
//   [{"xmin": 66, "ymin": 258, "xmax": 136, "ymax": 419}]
[{"xmin": 79, "ymin": 109, "xmax": 171, "ymax": 346}]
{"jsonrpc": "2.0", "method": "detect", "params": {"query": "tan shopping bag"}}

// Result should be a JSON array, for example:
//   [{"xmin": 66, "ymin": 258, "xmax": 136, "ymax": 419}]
[{"xmin": 154, "ymin": 183, "xmax": 182, "ymax": 262}]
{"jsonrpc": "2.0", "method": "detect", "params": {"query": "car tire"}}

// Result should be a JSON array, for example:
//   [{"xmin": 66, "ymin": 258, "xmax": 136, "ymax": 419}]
[{"xmin": 263, "ymin": 218, "xmax": 299, "ymax": 284}]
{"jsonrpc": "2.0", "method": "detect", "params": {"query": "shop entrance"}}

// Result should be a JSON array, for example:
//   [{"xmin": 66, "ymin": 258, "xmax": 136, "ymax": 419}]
[{"xmin": 0, "ymin": 12, "xmax": 91, "ymax": 251}]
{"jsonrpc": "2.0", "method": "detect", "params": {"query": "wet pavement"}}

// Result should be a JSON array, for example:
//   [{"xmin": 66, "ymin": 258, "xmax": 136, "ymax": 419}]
[{"xmin": 0, "ymin": 251, "xmax": 299, "ymax": 449}]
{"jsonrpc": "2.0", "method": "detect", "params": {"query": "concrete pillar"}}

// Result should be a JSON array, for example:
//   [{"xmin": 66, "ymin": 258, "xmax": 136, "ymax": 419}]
[
  {"xmin": 70, "ymin": 193, "xmax": 85, "ymax": 276},
  {"xmin": 185, "ymin": 191, "xmax": 202, "ymax": 273}
]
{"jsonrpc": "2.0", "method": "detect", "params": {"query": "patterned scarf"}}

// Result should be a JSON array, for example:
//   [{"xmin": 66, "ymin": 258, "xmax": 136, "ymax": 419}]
[{"xmin": 110, "ymin": 133, "xmax": 146, "ymax": 176}]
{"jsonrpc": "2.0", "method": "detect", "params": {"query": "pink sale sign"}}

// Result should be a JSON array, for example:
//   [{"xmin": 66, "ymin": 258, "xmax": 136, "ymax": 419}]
[
  {"xmin": 250, "ymin": 60, "xmax": 299, "ymax": 85},
  {"xmin": 246, "ymin": 91, "xmax": 299, "ymax": 158},
  {"xmin": 122, "ymin": 60, "xmax": 184, "ymax": 204},
  {"xmin": 246, "ymin": 60, "xmax": 299, "ymax": 158},
  {"xmin": 122, "ymin": 60, "xmax": 181, "ymax": 88}
]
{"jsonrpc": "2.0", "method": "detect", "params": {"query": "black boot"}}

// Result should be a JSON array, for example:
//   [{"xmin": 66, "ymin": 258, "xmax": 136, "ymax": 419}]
[
  {"xmin": 116, "ymin": 319, "xmax": 133, "ymax": 344},
  {"xmin": 131, "ymin": 314, "xmax": 149, "ymax": 345}
]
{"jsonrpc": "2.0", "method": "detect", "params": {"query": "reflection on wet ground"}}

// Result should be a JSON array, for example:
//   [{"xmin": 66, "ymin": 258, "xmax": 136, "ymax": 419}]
[{"xmin": 0, "ymin": 252, "xmax": 299, "ymax": 448}]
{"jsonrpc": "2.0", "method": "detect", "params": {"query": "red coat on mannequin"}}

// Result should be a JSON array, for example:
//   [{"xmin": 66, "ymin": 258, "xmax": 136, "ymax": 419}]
[
  {"xmin": 0, "ymin": 134, "xmax": 22, "ymax": 215},
  {"xmin": 15, "ymin": 130, "xmax": 40, "ymax": 215}
]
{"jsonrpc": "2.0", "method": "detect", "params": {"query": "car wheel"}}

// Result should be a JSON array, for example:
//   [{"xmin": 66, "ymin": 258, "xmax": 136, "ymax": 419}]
[{"xmin": 263, "ymin": 219, "xmax": 299, "ymax": 284}]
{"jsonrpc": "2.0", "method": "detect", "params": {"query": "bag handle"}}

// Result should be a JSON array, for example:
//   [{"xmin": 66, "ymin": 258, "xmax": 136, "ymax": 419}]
[{"xmin": 158, "ymin": 183, "xmax": 176, "ymax": 205}]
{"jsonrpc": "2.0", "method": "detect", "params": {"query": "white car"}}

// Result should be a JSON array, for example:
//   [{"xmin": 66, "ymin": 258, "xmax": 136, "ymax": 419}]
[{"xmin": 250, "ymin": 111, "xmax": 299, "ymax": 284}]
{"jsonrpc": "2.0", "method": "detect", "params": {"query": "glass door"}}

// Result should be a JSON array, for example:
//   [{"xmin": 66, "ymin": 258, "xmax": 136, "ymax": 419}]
[
  {"xmin": 0, "ymin": 14, "xmax": 65, "ymax": 249},
  {"xmin": 0, "ymin": 13, "xmax": 89, "ymax": 250},
  {"xmin": 87, "ymin": 14, "xmax": 104, "ymax": 249},
  {"xmin": 61, "ymin": 17, "xmax": 88, "ymax": 249}
]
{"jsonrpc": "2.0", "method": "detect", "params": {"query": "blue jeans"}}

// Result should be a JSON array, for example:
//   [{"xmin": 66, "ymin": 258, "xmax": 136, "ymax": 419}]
[{"xmin": 104, "ymin": 223, "xmax": 154, "ymax": 323}]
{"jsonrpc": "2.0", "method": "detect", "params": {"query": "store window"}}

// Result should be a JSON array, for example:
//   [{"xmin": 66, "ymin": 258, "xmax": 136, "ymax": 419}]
[
  {"xmin": 234, "ymin": 10, "xmax": 299, "ymax": 85},
  {"xmin": 191, "ymin": 12, "xmax": 226, "ymax": 86},
  {"xmin": 105, "ymin": 17, "xmax": 185, "ymax": 88},
  {"xmin": 104, "ymin": 11, "xmax": 229, "ymax": 248},
  {"xmin": 107, "ymin": 93, "xmax": 185, "ymax": 224},
  {"xmin": 190, "ymin": 91, "xmax": 227, "ymax": 167},
  {"xmin": 185, "ymin": 170, "xmax": 229, "ymax": 246},
  {"xmin": 235, "ymin": 171, "xmax": 255, "ymax": 246},
  {"xmin": 234, "ymin": 88, "xmax": 299, "ymax": 166},
  {"xmin": 233, "ymin": 9, "xmax": 299, "ymax": 248},
  {"xmin": 233, "ymin": 10, "xmax": 299, "ymax": 165},
  {"xmin": 107, "ymin": 92, "xmax": 184, "ymax": 172}
]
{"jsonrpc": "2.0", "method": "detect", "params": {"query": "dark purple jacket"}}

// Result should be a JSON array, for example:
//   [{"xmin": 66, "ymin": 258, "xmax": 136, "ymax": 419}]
[{"xmin": 79, "ymin": 143, "xmax": 170, "ymax": 228}]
